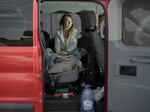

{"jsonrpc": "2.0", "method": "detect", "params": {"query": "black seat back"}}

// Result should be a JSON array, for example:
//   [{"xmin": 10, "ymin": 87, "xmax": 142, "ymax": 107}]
[{"xmin": 77, "ymin": 11, "xmax": 105, "ymax": 87}]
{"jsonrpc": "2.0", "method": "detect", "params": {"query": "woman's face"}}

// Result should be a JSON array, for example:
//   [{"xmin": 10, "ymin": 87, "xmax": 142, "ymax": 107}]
[{"xmin": 63, "ymin": 16, "xmax": 73, "ymax": 30}]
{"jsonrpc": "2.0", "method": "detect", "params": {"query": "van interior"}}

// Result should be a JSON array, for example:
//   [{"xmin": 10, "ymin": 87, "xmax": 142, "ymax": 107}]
[{"xmin": 40, "ymin": 1, "xmax": 106, "ymax": 112}]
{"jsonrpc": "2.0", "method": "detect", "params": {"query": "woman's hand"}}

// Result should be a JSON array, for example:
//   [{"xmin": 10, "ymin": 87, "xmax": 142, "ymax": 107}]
[{"xmin": 58, "ymin": 51, "xmax": 69, "ymax": 56}]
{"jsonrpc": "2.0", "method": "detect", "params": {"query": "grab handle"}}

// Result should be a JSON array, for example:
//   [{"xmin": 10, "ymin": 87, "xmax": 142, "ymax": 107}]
[{"xmin": 130, "ymin": 57, "xmax": 150, "ymax": 64}]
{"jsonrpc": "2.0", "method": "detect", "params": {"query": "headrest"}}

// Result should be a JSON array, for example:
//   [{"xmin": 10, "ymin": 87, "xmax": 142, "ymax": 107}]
[{"xmin": 77, "ymin": 11, "xmax": 96, "ymax": 32}]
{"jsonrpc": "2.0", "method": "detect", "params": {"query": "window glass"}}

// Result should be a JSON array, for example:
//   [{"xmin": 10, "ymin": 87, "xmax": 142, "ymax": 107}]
[
  {"xmin": 0, "ymin": 0, "xmax": 33, "ymax": 46},
  {"xmin": 41, "ymin": 1, "xmax": 104, "ymax": 29},
  {"xmin": 122, "ymin": 1, "xmax": 150, "ymax": 45}
]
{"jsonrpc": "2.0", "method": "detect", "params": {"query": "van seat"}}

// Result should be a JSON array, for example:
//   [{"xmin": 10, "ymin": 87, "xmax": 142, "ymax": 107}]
[
  {"xmin": 41, "ymin": 13, "xmax": 82, "ymax": 87},
  {"xmin": 45, "ymin": 48, "xmax": 80, "ymax": 87}
]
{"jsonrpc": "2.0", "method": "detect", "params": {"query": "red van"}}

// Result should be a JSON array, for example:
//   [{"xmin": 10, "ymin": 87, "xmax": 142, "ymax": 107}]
[
  {"xmin": 1, "ymin": 0, "xmax": 150, "ymax": 112},
  {"xmin": 0, "ymin": 0, "xmax": 106, "ymax": 111}
]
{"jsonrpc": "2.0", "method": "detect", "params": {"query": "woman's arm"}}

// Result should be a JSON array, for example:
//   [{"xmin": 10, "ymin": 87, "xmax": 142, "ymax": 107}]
[
  {"xmin": 67, "ymin": 29, "xmax": 80, "ymax": 52},
  {"xmin": 67, "ymin": 36, "xmax": 78, "ymax": 52},
  {"xmin": 54, "ymin": 36, "xmax": 60, "ymax": 53}
]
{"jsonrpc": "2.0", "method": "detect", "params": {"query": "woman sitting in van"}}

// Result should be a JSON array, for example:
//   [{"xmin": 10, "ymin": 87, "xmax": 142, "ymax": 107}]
[
  {"xmin": 46, "ymin": 14, "xmax": 85, "ymax": 74},
  {"xmin": 54, "ymin": 14, "xmax": 81, "ymax": 59}
]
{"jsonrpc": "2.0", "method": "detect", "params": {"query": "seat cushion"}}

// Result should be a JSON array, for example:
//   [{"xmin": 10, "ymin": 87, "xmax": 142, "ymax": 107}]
[
  {"xmin": 49, "ymin": 67, "xmax": 79, "ymax": 83},
  {"xmin": 50, "ymin": 60, "xmax": 77, "ymax": 74},
  {"xmin": 45, "ymin": 48, "xmax": 80, "ymax": 83}
]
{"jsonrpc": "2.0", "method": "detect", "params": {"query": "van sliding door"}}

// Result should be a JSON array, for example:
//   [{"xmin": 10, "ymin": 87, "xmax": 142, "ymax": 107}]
[
  {"xmin": 108, "ymin": 0, "xmax": 150, "ymax": 112},
  {"xmin": 0, "ymin": 0, "xmax": 35, "ymax": 112}
]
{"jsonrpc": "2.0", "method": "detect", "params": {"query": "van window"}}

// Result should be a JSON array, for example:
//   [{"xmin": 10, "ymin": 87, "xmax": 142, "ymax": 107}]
[
  {"xmin": 41, "ymin": 1, "xmax": 104, "ymax": 28},
  {"xmin": 0, "ymin": 0, "xmax": 33, "ymax": 46},
  {"xmin": 122, "ymin": 0, "xmax": 150, "ymax": 45}
]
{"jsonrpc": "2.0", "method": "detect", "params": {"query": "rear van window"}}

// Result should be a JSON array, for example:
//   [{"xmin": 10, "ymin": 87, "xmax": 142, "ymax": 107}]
[
  {"xmin": 0, "ymin": 0, "xmax": 33, "ymax": 46},
  {"xmin": 122, "ymin": 0, "xmax": 150, "ymax": 45}
]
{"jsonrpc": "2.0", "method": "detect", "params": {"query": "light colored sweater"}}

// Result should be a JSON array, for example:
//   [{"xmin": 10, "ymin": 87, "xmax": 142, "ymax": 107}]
[{"xmin": 54, "ymin": 28, "xmax": 81, "ymax": 53}]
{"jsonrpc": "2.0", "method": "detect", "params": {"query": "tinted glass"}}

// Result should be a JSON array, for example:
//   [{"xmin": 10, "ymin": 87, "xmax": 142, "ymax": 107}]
[
  {"xmin": 122, "ymin": 1, "xmax": 150, "ymax": 45},
  {"xmin": 0, "ymin": 0, "xmax": 33, "ymax": 46}
]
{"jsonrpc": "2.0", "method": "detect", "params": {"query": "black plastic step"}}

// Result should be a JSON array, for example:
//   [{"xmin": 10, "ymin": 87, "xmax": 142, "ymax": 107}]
[
  {"xmin": 44, "ymin": 95, "xmax": 80, "ymax": 112},
  {"xmin": 44, "ymin": 94, "xmax": 105, "ymax": 112}
]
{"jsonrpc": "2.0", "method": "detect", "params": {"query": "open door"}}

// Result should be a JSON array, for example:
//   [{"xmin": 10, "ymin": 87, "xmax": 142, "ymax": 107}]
[
  {"xmin": 108, "ymin": 0, "xmax": 150, "ymax": 112},
  {"xmin": 40, "ymin": 0, "xmax": 106, "ymax": 112},
  {"xmin": 0, "ymin": 0, "xmax": 43, "ymax": 112}
]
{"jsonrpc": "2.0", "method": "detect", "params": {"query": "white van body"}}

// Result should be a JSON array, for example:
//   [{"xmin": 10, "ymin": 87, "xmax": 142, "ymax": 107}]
[{"xmin": 108, "ymin": 0, "xmax": 150, "ymax": 112}]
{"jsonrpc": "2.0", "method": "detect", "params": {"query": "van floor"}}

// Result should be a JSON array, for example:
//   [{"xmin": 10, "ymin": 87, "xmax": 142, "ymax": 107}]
[{"xmin": 44, "ymin": 94, "xmax": 105, "ymax": 112}]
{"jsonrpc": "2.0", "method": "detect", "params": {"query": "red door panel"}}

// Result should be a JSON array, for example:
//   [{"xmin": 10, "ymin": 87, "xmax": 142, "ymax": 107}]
[{"xmin": 0, "ymin": 47, "xmax": 35, "ymax": 102}]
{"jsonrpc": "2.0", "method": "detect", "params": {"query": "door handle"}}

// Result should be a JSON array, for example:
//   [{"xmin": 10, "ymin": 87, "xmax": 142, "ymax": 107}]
[
  {"xmin": 120, "ymin": 65, "xmax": 137, "ymax": 77},
  {"xmin": 130, "ymin": 57, "xmax": 150, "ymax": 64}
]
